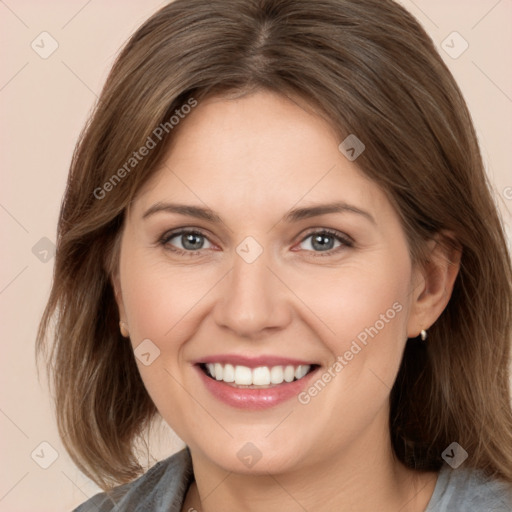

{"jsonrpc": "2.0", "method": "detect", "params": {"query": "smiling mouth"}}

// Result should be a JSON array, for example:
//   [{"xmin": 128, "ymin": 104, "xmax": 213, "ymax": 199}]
[{"xmin": 198, "ymin": 362, "xmax": 319, "ymax": 388}]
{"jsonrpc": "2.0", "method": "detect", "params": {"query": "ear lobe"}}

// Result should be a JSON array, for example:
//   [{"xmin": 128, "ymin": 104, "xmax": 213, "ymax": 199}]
[{"xmin": 407, "ymin": 232, "xmax": 462, "ymax": 338}]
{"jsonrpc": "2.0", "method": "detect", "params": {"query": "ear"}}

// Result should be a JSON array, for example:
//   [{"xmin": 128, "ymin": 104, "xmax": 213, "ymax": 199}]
[
  {"xmin": 103, "ymin": 229, "xmax": 128, "ymax": 326},
  {"xmin": 111, "ymin": 271, "xmax": 128, "ymax": 324},
  {"xmin": 406, "ymin": 231, "xmax": 462, "ymax": 338}
]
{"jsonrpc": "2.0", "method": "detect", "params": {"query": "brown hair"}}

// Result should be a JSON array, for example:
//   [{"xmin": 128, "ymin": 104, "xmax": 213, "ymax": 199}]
[{"xmin": 36, "ymin": 0, "xmax": 512, "ymax": 490}]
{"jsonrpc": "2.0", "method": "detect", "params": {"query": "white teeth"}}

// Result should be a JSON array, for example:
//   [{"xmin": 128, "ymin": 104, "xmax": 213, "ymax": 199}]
[
  {"xmin": 214, "ymin": 363, "xmax": 223, "ymax": 381},
  {"xmin": 295, "ymin": 365, "xmax": 309, "ymax": 380},
  {"xmin": 234, "ymin": 365, "xmax": 253, "ymax": 385},
  {"xmin": 223, "ymin": 363, "xmax": 235, "ymax": 382},
  {"xmin": 284, "ymin": 365, "xmax": 295, "ymax": 382},
  {"xmin": 270, "ymin": 366, "xmax": 284, "ymax": 384},
  {"xmin": 252, "ymin": 366, "xmax": 271, "ymax": 386},
  {"xmin": 204, "ymin": 363, "xmax": 312, "ymax": 386}
]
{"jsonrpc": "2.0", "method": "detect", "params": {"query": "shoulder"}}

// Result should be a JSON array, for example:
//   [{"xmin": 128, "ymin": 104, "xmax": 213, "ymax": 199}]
[
  {"xmin": 426, "ymin": 464, "xmax": 512, "ymax": 512},
  {"xmin": 71, "ymin": 447, "xmax": 193, "ymax": 512}
]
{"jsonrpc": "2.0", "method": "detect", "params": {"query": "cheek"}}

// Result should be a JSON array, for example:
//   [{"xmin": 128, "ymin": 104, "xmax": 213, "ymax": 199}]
[
  {"xmin": 285, "ymin": 255, "xmax": 411, "ymax": 358},
  {"xmin": 118, "ymin": 250, "xmax": 217, "ymax": 427},
  {"xmin": 297, "ymin": 253, "xmax": 412, "ymax": 420},
  {"xmin": 120, "ymin": 248, "xmax": 219, "ymax": 342}
]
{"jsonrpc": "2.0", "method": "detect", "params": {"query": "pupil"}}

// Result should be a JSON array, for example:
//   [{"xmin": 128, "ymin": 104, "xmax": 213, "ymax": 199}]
[
  {"xmin": 312, "ymin": 234, "xmax": 333, "ymax": 251},
  {"xmin": 183, "ymin": 233, "xmax": 203, "ymax": 250}
]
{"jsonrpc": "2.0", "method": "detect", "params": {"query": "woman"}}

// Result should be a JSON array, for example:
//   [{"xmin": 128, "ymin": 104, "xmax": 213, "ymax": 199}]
[{"xmin": 36, "ymin": 0, "xmax": 512, "ymax": 510}]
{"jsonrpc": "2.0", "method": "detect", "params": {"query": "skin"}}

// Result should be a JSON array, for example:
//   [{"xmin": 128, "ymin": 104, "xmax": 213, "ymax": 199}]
[{"xmin": 112, "ymin": 90, "xmax": 461, "ymax": 512}]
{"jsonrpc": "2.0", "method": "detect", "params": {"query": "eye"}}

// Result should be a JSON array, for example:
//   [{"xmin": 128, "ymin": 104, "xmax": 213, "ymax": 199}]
[
  {"xmin": 158, "ymin": 227, "xmax": 353, "ymax": 257},
  {"xmin": 159, "ymin": 229, "xmax": 213, "ymax": 255},
  {"xmin": 297, "ymin": 229, "xmax": 353, "ymax": 256}
]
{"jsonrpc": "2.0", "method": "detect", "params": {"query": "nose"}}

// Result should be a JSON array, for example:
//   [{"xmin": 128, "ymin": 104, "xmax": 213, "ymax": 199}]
[{"xmin": 212, "ymin": 246, "xmax": 292, "ymax": 338}]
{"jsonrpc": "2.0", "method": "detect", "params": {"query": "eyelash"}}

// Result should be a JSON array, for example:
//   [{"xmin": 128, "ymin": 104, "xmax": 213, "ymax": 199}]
[{"xmin": 157, "ymin": 228, "xmax": 354, "ymax": 258}]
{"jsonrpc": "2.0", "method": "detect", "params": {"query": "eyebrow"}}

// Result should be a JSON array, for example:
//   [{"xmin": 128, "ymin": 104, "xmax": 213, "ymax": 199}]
[{"xmin": 142, "ymin": 201, "xmax": 375, "ymax": 225}]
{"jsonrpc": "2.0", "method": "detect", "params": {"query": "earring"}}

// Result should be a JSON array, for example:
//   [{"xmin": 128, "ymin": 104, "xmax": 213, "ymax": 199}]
[
  {"xmin": 119, "ymin": 321, "xmax": 130, "ymax": 338},
  {"xmin": 420, "ymin": 329, "xmax": 428, "ymax": 341}
]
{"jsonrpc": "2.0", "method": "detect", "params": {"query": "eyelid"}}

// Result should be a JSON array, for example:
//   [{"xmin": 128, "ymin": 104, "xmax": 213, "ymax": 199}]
[
  {"xmin": 158, "ymin": 228, "xmax": 214, "ymax": 253},
  {"xmin": 158, "ymin": 226, "xmax": 354, "ymax": 256},
  {"xmin": 298, "ymin": 227, "xmax": 354, "ymax": 246}
]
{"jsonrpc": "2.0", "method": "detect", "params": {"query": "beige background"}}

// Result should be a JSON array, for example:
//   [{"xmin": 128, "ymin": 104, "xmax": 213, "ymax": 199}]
[{"xmin": 1, "ymin": 1, "xmax": 511, "ymax": 511}]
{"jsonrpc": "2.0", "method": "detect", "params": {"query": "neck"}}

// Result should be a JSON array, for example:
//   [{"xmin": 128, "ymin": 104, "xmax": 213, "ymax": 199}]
[{"xmin": 183, "ymin": 408, "xmax": 438, "ymax": 512}]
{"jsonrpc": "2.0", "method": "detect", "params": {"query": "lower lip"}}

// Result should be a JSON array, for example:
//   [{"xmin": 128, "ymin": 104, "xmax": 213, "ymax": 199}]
[{"xmin": 195, "ymin": 365, "xmax": 320, "ymax": 410}]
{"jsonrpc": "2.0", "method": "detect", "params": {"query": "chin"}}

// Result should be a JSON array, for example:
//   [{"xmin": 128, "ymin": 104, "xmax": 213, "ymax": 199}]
[{"xmin": 194, "ymin": 435, "xmax": 309, "ymax": 476}]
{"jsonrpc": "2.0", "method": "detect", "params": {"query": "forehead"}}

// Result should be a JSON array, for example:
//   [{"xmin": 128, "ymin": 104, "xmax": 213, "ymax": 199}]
[{"xmin": 130, "ymin": 90, "xmax": 390, "ymax": 223}]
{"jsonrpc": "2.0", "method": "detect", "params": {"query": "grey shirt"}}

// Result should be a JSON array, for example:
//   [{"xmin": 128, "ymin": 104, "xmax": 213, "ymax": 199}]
[{"xmin": 73, "ymin": 447, "xmax": 512, "ymax": 511}]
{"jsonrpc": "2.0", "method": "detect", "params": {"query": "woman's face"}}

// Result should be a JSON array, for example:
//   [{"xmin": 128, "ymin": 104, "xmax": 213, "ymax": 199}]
[{"xmin": 114, "ymin": 90, "xmax": 424, "ymax": 474}]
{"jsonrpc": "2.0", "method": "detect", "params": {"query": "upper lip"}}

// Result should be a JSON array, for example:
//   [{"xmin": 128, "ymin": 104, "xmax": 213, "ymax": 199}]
[{"xmin": 195, "ymin": 354, "xmax": 318, "ymax": 368}]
